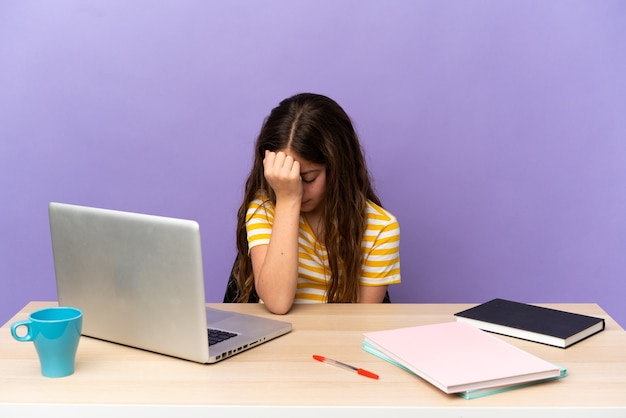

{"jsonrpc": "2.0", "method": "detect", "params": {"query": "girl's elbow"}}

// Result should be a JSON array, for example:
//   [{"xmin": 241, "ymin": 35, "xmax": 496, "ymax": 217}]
[
  {"xmin": 260, "ymin": 292, "xmax": 295, "ymax": 315},
  {"xmin": 255, "ymin": 281, "xmax": 296, "ymax": 314},
  {"xmin": 266, "ymin": 303, "xmax": 292, "ymax": 315}
]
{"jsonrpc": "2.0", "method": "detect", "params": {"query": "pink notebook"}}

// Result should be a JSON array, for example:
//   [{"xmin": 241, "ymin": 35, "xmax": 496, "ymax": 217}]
[{"xmin": 363, "ymin": 321, "xmax": 562, "ymax": 394}]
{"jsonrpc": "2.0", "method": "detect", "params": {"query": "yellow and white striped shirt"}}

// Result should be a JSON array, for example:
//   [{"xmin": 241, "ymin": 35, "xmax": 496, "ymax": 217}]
[{"xmin": 245, "ymin": 197, "xmax": 401, "ymax": 303}]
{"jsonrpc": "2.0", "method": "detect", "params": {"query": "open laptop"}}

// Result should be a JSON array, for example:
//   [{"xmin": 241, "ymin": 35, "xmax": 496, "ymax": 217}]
[{"xmin": 48, "ymin": 202, "xmax": 292, "ymax": 364}]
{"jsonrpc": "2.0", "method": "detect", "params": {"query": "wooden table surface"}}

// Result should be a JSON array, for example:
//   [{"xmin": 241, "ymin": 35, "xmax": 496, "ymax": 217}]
[{"xmin": 1, "ymin": 301, "xmax": 625, "ymax": 417}]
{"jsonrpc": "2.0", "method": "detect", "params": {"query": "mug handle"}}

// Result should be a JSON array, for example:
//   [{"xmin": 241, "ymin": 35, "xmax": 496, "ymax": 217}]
[{"xmin": 11, "ymin": 320, "xmax": 33, "ymax": 342}]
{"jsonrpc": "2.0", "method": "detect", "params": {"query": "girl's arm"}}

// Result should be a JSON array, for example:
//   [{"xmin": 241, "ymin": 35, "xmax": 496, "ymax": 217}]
[
  {"xmin": 359, "ymin": 285, "xmax": 389, "ymax": 303},
  {"xmin": 251, "ymin": 151, "xmax": 302, "ymax": 314}
]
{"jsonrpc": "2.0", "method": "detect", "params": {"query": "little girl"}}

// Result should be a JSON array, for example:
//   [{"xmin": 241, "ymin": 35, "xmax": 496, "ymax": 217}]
[{"xmin": 231, "ymin": 93, "xmax": 401, "ymax": 314}]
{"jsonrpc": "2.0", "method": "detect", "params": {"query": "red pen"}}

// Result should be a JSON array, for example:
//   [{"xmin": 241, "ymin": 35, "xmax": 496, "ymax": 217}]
[{"xmin": 313, "ymin": 354, "xmax": 379, "ymax": 380}]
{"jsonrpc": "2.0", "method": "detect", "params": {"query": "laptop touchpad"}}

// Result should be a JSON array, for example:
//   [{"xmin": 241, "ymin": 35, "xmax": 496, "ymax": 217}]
[{"xmin": 206, "ymin": 308, "xmax": 237, "ymax": 323}]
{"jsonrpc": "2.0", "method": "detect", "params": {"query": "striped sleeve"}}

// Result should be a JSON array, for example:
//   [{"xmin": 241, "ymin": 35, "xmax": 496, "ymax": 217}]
[
  {"xmin": 361, "ymin": 202, "xmax": 401, "ymax": 286},
  {"xmin": 245, "ymin": 198, "xmax": 275, "ymax": 251}
]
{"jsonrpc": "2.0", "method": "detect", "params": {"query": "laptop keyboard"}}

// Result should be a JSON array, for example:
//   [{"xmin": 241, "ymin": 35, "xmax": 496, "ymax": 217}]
[{"xmin": 208, "ymin": 328, "xmax": 237, "ymax": 346}]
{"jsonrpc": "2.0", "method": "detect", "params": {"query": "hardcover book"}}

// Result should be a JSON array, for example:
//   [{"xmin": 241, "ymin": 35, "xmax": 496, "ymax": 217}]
[
  {"xmin": 363, "ymin": 321, "xmax": 564, "ymax": 396},
  {"xmin": 454, "ymin": 298, "xmax": 605, "ymax": 348}
]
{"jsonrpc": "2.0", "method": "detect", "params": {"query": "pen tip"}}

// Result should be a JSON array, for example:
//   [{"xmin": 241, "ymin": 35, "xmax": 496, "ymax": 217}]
[{"xmin": 358, "ymin": 369, "xmax": 380, "ymax": 380}]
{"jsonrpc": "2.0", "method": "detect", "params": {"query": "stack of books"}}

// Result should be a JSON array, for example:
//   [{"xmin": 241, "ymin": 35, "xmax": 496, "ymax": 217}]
[
  {"xmin": 363, "ymin": 321, "xmax": 566, "ymax": 399},
  {"xmin": 363, "ymin": 299, "xmax": 605, "ymax": 399}
]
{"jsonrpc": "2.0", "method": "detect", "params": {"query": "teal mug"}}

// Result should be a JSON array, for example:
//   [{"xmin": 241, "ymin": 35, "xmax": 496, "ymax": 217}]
[{"xmin": 11, "ymin": 307, "xmax": 83, "ymax": 378}]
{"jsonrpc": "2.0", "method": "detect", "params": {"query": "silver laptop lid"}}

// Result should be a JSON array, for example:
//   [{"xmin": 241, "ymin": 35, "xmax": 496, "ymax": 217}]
[{"xmin": 49, "ymin": 202, "xmax": 211, "ymax": 363}]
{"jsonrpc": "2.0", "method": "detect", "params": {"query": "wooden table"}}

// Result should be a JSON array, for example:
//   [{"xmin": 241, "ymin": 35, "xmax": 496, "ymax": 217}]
[{"xmin": 1, "ymin": 302, "xmax": 625, "ymax": 417}]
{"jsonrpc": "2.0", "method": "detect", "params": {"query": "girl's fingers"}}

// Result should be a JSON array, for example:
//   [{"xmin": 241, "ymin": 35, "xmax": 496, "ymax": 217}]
[
  {"xmin": 290, "ymin": 160, "xmax": 300, "ymax": 178},
  {"xmin": 265, "ymin": 151, "xmax": 299, "ymax": 179}
]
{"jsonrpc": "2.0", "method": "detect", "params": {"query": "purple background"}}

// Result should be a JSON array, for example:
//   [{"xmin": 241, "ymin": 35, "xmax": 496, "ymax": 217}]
[{"xmin": 1, "ymin": 1, "xmax": 625, "ymax": 327}]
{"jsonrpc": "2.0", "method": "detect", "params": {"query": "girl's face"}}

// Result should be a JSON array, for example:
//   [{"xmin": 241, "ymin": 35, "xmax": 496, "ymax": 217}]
[{"xmin": 281, "ymin": 148, "xmax": 326, "ymax": 215}]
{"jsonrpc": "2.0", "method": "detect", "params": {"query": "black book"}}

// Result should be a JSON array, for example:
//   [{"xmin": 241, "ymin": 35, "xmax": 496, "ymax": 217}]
[{"xmin": 454, "ymin": 298, "xmax": 605, "ymax": 348}]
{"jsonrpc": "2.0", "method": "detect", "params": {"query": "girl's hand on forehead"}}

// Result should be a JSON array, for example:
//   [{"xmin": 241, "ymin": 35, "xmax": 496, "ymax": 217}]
[{"xmin": 263, "ymin": 150, "xmax": 303, "ymax": 202}]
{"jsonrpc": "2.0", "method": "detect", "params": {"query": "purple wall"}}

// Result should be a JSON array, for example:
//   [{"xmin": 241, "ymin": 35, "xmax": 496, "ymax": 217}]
[{"xmin": 1, "ymin": 1, "xmax": 625, "ymax": 327}]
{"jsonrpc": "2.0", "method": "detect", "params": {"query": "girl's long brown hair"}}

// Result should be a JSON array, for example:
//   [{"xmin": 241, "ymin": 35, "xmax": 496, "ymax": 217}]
[{"xmin": 232, "ymin": 93, "xmax": 381, "ymax": 303}]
